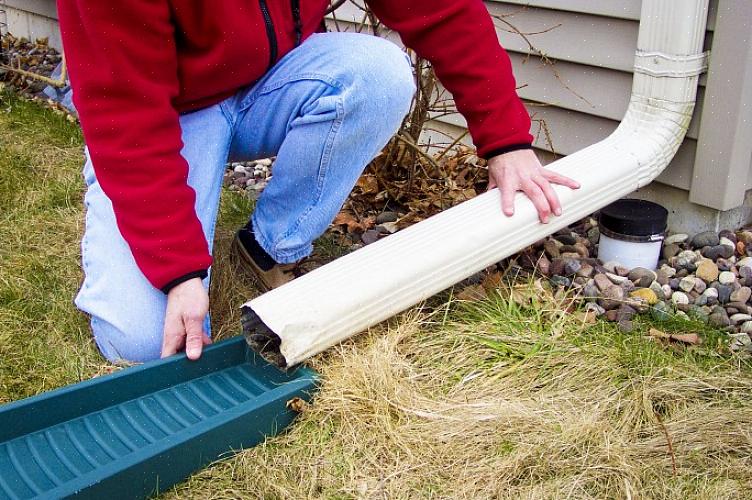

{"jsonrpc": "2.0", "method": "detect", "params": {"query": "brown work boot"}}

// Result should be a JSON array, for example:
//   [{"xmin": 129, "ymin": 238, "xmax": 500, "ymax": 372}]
[{"xmin": 232, "ymin": 229, "xmax": 301, "ymax": 291}]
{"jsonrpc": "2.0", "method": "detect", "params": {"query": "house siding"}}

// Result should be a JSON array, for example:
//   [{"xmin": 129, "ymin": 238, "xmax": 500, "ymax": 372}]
[{"xmin": 3, "ymin": 0, "xmax": 61, "ymax": 49}]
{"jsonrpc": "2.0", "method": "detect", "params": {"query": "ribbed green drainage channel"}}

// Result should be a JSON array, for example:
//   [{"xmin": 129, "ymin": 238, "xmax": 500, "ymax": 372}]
[{"xmin": 0, "ymin": 336, "xmax": 317, "ymax": 499}]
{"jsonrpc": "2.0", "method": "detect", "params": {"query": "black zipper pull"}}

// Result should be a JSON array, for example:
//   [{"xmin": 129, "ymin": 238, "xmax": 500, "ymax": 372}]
[
  {"xmin": 291, "ymin": 0, "xmax": 303, "ymax": 47},
  {"xmin": 258, "ymin": 0, "xmax": 278, "ymax": 68}
]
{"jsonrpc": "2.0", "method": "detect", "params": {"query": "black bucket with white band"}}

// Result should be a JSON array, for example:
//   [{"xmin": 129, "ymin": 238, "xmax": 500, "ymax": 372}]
[{"xmin": 597, "ymin": 199, "xmax": 668, "ymax": 270}]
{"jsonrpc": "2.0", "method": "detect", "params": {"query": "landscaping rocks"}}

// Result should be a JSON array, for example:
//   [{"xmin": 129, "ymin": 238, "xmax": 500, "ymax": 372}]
[
  {"xmin": 585, "ymin": 302, "xmax": 606, "ymax": 316},
  {"xmin": 729, "ymin": 332, "xmax": 752, "ymax": 353},
  {"xmin": 651, "ymin": 301, "xmax": 671, "ymax": 321},
  {"xmin": 739, "ymin": 266, "xmax": 752, "ymax": 286},
  {"xmin": 599, "ymin": 285, "xmax": 625, "ymax": 311},
  {"xmin": 628, "ymin": 267, "xmax": 656, "ymax": 288},
  {"xmin": 631, "ymin": 287, "xmax": 659, "ymax": 305},
  {"xmin": 702, "ymin": 244, "xmax": 734, "ymax": 260},
  {"xmin": 662, "ymin": 244, "xmax": 681, "ymax": 260},
  {"xmin": 607, "ymin": 272, "xmax": 629, "ymax": 285},
  {"xmin": 550, "ymin": 275, "xmax": 571, "ymax": 287},
  {"xmin": 1, "ymin": 35, "xmax": 64, "ymax": 95},
  {"xmin": 678, "ymin": 276, "xmax": 696, "ymax": 293},
  {"xmin": 375, "ymin": 211, "xmax": 399, "ymax": 224},
  {"xmin": 496, "ymin": 225, "xmax": 752, "ymax": 352},
  {"xmin": 727, "ymin": 302, "xmax": 751, "ymax": 314},
  {"xmin": 649, "ymin": 281, "xmax": 666, "ymax": 300},
  {"xmin": 720, "ymin": 235, "xmax": 736, "ymax": 247},
  {"xmin": 615, "ymin": 265, "xmax": 631, "ymax": 277},
  {"xmin": 543, "ymin": 240, "xmax": 561, "ymax": 259},
  {"xmin": 554, "ymin": 233, "xmax": 577, "ymax": 246},
  {"xmin": 738, "ymin": 257, "xmax": 752, "ymax": 268},
  {"xmin": 583, "ymin": 282, "xmax": 600, "ymax": 299},
  {"xmin": 715, "ymin": 284, "xmax": 733, "ymax": 304},
  {"xmin": 562, "ymin": 257, "xmax": 582, "ymax": 276},
  {"xmin": 731, "ymin": 287, "xmax": 752, "ymax": 304},
  {"xmin": 695, "ymin": 260, "xmax": 720, "ymax": 283},
  {"xmin": 671, "ymin": 291, "xmax": 690, "ymax": 305},
  {"xmin": 709, "ymin": 306, "xmax": 732, "ymax": 327},
  {"xmin": 730, "ymin": 313, "xmax": 752, "ymax": 325},
  {"xmin": 223, "ymin": 159, "xmax": 273, "ymax": 200},
  {"xmin": 717, "ymin": 258, "xmax": 733, "ymax": 272},
  {"xmin": 718, "ymin": 271, "xmax": 736, "ymax": 285},
  {"xmin": 594, "ymin": 274, "xmax": 612, "ymax": 292},
  {"xmin": 690, "ymin": 231, "xmax": 720, "ymax": 249},
  {"xmin": 664, "ymin": 233, "xmax": 689, "ymax": 245},
  {"xmin": 361, "ymin": 230, "xmax": 380, "ymax": 245},
  {"xmin": 673, "ymin": 251, "xmax": 699, "ymax": 272}
]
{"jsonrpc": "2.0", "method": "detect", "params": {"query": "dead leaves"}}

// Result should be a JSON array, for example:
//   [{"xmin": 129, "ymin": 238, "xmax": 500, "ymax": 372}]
[
  {"xmin": 455, "ymin": 284, "xmax": 488, "ymax": 302},
  {"xmin": 572, "ymin": 310, "xmax": 598, "ymax": 324},
  {"xmin": 331, "ymin": 211, "xmax": 374, "ymax": 234},
  {"xmin": 286, "ymin": 397, "xmax": 310, "ymax": 413},
  {"xmin": 481, "ymin": 272, "xmax": 504, "ymax": 291},
  {"xmin": 326, "ymin": 143, "xmax": 489, "ymax": 250},
  {"xmin": 648, "ymin": 328, "xmax": 702, "ymax": 346},
  {"xmin": 340, "ymin": 145, "xmax": 487, "ymax": 232},
  {"xmin": 1, "ymin": 34, "xmax": 64, "ymax": 94},
  {"xmin": 355, "ymin": 174, "xmax": 379, "ymax": 195}
]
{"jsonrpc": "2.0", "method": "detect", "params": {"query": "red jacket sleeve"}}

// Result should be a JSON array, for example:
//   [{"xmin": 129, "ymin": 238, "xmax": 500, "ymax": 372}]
[
  {"xmin": 58, "ymin": 1, "xmax": 212, "ymax": 291},
  {"xmin": 366, "ymin": 0, "xmax": 533, "ymax": 158}
]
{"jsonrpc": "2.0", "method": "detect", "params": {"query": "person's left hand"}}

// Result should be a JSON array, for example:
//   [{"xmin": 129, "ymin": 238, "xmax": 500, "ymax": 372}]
[{"xmin": 487, "ymin": 149, "xmax": 580, "ymax": 223}]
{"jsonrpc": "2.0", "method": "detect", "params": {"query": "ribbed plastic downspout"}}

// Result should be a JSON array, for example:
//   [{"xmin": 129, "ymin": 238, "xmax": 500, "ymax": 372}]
[{"xmin": 243, "ymin": 0, "xmax": 710, "ymax": 368}]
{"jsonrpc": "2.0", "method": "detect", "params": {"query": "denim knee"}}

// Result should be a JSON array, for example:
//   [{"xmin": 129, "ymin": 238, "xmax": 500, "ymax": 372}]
[
  {"xmin": 91, "ymin": 316, "xmax": 163, "ymax": 363},
  {"xmin": 330, "ymin": 34, "xmax": 416, "ymax": 120},
  {"xmin": 360, "ymin": 37, "xmax": 416, "ymax": 112}
]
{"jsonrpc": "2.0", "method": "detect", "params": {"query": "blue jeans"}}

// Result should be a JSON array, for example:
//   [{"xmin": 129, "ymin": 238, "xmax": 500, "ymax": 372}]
[{"xmin": 76, "ymin": 33, "xmax": 415, "ymax": 362}]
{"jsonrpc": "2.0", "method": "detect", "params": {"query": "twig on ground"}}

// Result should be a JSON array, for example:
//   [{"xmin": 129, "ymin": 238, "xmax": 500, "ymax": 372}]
[
  {"xmin": 654, "ymin": 410, "xmax": 678, "ymax": 476},
  {"xmin": 1, "ymin": 60, "xmax": 66, "ymax": 88}
]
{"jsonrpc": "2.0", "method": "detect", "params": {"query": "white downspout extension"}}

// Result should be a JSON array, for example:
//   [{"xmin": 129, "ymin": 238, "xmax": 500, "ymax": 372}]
[{"xmin": 243, "ymin": 0, "xmax": 711, "ymax": 368}]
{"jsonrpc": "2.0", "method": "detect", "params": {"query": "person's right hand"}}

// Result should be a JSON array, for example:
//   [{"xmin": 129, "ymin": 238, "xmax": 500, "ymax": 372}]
[
  {"xmin": 161, "ymin": 277, "xmax": 211, "ymax": 360},
  {"xmin": 487, "ymin": 149, "xmax": 580, "ymax": 223}
]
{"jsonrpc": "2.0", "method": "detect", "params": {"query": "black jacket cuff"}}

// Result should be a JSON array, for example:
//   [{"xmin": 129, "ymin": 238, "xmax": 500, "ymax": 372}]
[
  {"xmin": 161, "ymin": 269, "xmax": 208, "ymax": 294},
  {"xmin": 482, "ymin": 143, "xmax": 533, "ymax": 160}
]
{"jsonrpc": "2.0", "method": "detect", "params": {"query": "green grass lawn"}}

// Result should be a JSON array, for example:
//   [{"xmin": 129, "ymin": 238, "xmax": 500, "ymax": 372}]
[{"xmin": 2, "ymin": 93, "xmax": 752, "ymax": 499}]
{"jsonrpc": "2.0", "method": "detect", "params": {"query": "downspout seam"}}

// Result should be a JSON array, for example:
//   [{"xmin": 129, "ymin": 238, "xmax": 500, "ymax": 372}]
[{"xmin": 634, "ymin": 50, "xmax": 709, "ymax": 78}]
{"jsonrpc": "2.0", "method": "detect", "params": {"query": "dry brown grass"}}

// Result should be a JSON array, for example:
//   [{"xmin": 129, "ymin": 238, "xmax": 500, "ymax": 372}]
[
  {"xmin": 209, "ymin": 232, "xmax": 260, "ymax": 341},
  {"xmin": 168, "ymin": 286, "xmax": 752, "ymax": 499}
]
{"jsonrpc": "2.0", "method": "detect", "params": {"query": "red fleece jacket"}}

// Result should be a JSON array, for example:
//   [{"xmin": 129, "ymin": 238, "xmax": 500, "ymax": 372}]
[{"xmin": 57, "ymin": 0, "xmax": 533, "ymax": 292}]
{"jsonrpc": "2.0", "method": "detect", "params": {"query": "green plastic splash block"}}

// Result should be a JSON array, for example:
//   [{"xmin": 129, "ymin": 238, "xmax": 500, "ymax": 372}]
[{"xmin": 0, "ymin": 336, "xmax": 317, "ymax": 499}]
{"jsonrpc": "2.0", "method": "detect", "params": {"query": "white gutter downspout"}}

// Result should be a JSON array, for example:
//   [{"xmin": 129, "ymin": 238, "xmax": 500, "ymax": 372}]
[{"xmin": 242, "ymin": 0, "xmax": 710, "ymax": 368}]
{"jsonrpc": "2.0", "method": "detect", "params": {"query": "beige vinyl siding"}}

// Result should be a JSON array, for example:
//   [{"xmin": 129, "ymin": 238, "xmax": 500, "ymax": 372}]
[
  {"xmin": 329, "ymin": 0, "xmax": 729, "ymax": 203},
  {"xmin": 499, "ymin": 0, "xmax": 719, "ymax": 29},
  {"xmin": 4, "ymin": 0, "xmax": 56, "ymax": 19},
  {"xmin": 3, "ymin": 0, "xmax": 61, "ymax": 49},
  {"xmin": 689, "ymin": 0, "xmax": 752, "ymax": 210}
]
